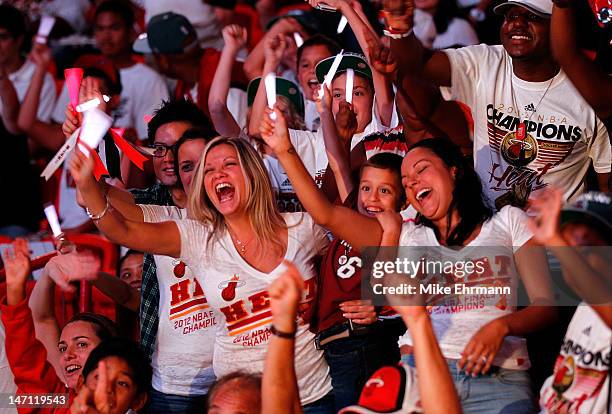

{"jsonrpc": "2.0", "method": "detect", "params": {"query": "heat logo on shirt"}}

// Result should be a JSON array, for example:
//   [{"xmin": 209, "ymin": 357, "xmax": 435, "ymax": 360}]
[
  {"xmin": 219, "ymin": 278, "xmax": 316, "ymax": 342},
  {"xmin": 169, "ymin": 278, "xmax": 209, "ymax": 321},
  {"xmin": 219, "ymin": 275, "xmax": 246, "ymax": 302}
]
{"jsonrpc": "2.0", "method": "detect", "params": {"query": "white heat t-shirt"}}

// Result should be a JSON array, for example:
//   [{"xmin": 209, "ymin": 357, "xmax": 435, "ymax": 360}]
[
  {"xmin": 397, "ymin": 206, "xmax": 533, "ymax": 370},
  {"xmin": 264, "ymin": 155, "xmax": 304, "ymax": 213},
  {"xmin": 174, "ymin": 213, "xmax": 332, "ymax": 405},
  {"xmin": 540, "ymin": 304, "xmax": 611, "ymax": 413},
  {"xmin": 139, "ymin": 205, "xmax": 217, "ymax": 396},
  {"xmin": 442, "ymin": 45, "xmax": 611, "ymax": 207},
  {"xmin": 53, "ymin": 63, "xmax": 169, "ymax": 140}
]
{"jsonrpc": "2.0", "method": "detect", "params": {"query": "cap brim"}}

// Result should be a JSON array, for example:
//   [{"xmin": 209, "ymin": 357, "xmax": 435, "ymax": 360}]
[
  {"xmin": 560, "ymin": 208, "xmax": 612, "ymax": 232},
  {"xmin": 133, "ymin": 36, "xmax": 152, "ymax": 54},
  {"xmin": 315, "ymin": 55, "xmax": 372, "ymax": 84},
  {"xmin": 493, "ymin": 2, "xmax": 551, "ymax": 17}
]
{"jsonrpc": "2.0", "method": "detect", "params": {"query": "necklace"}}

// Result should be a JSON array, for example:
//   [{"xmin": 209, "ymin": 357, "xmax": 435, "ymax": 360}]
[
  {"xmin": 228, "ymin": 228, "xmax": 254, "ymax": 254},
  {"xmin": 509, "ymin": 71, "xmax": 557, "ymax": 139}
]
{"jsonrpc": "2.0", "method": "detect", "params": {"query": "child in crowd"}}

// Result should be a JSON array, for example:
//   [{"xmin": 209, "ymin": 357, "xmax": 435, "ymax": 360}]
[
  {"xmin": 1, "ymin": 239, "xmax": 117, "ymax": 412},
  {"xmin": 69, "ymin": 338, "xmax": 151, "ymax": 414}
]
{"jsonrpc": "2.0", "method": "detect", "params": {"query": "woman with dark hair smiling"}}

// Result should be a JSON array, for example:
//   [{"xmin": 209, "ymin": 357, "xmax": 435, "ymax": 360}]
[{"xmin": 259, "ymin": 106, "xmax": 557, "ymax": 413}]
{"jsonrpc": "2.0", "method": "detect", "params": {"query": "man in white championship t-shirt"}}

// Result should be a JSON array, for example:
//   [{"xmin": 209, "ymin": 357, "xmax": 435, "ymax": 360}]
[{"xmin": 382, "ymin": 0, "xmax": 611, "ymax": 210}]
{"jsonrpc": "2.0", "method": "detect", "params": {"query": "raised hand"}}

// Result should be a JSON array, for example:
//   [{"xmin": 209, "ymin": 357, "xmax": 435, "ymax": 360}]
[
  {"xmin": 259, "ymin": 105, "xmax": 293, "ymax": 154},
  {"xmin": 222, "ymin": 24, "xmax": 248, "ymax": 52},
  {"xmin": 366, "ymin": 33, "xmax": 398, "ymax": 78},
  {"xmin": 527, "ymin": 187, "xmax": 565, "ymax": 246},
  {"xmin": 78, "ymin": 77, "xmax": 106, "ymax": 113},
  {"xmin": 2, "ymin": 238, "xmax": 32, "ymax": 305},
  {"xmin": 264, "ymin": 34, "xmax": 287, "ymax": 71},
  {"xmin": 376, "ymin": 209, "xmax": 403, "ymax": 239},
  {"xmin": 335, "ymin": 101, "xmax": 358, "ymax": 144},
  {"xmin": 62, "ymin": 104, "xmax": 82, "ymax": 138},
  {"xmin": 382, "ymin": 0, "xmax": 415, "ymax": 32},
  {"xmin": 313, "ymin": 84, "xmax": 332, "ymax": 115},
  {"xmin": 268, "ymin": 261, "xmax": 304, "ymax": 333},
  {"xmin": 29, "ymin": 43, "xmax": 53, "ymax": 69},
  {"xmin": 44, "ymin": 251, "xmax": 100, "ymax": 292},
  {"xmin": 68, "ymin": 146, "xmax": 96, "ymax": 190}
]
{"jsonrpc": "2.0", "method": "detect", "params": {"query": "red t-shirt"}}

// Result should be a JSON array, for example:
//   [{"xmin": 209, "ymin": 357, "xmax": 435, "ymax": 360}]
[
  {"xmin": 1, "ymin": 297, "xmax": 74, "ymax": 414},
  {"xmin": 311, "ymin": 237, "xmax": 364, "ymax": 334}
]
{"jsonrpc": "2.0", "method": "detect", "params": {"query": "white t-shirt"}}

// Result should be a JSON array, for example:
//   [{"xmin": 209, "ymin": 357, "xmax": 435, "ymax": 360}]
[
  {"xmin": 174, "ymin": 213, "xmax": 333, "ymax": 405},
  {"xmin": 288, "ymin": 118, "xmax": 381, "ymax": 186},
  {"xmin": 442, "ymin": 45, "xmax": 611, "ymax": 207},
  {"xmin": 53, "ymin": 63, "xmax": 169, "ymax": 140},
  {"xmin": 58, "ymin": 162, "xmax": 89, "ymax": 230},
  {"xmin": 140, "ymin": 205, "xmax": 217, "ymax": 396},
  {"xmin": 0, "ymin": 60, "xmax": 56, "ymax": 122},
  {"xmin": 433, "ymin": 18, "xmax": 479, "ymax": 50},
  {"xmin": 304, "ymin": 99, "xmax": 320, "ymax": 132},
  {"xmin": 397, "ymin": 206, "xmax": 533, "ymax": 370},
  {"xmin": 264, "ymin": 155, "xmax": 303, "ymax": 213},
  {"xmin": 540, "ymin": 304, "xmax": 611, "ymax": 413}
]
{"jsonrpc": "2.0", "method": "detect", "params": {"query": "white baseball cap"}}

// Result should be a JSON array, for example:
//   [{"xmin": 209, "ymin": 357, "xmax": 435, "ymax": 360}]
[{"xmin": 494, "ymin": 0, "xmax": 553, "ymax": 17}]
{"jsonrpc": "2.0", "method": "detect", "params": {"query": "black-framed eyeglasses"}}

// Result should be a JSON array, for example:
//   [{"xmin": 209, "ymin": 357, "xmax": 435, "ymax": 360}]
[{"xmin": 149, "ymin": 143, "xmax": 175, "ymax": 158}]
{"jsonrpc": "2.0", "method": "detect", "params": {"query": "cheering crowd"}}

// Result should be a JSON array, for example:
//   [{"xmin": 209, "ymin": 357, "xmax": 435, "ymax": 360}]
[{"xmin": 0, "ymin": 0, "xmax": 610, "ymax": 413}]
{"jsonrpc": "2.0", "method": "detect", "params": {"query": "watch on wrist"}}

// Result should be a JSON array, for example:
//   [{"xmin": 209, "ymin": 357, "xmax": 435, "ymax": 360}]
[{"xmin": 270, "ymin": 324, "xmax": 296, "ymax": 339}]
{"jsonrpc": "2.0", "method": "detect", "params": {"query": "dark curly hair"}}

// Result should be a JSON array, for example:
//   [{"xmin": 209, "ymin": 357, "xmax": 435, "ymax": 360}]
[{"xmin": 409, "ymin": 138, "xmax": 493, "ymax": 246}]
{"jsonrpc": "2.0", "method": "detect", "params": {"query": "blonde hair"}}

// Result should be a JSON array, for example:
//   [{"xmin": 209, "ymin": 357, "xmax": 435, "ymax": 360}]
[{"xmin": 188, "ymin": 136, "xmax": 287, "ymax": 253}]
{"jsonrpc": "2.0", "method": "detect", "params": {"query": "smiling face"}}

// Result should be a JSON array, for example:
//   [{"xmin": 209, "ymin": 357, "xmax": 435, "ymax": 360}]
[
  {"xmin": 119, "ymin": 252, "xmax": 143, "ymax": 290},
  {"xmin": 297, "ymin": 44, "xmax": 334, "ymax": 101},
  {"xmin": 203, "ymin": 144, "xmax": 248, "ymax": 219},
  {"xmin": 401, "ymin": 147, "xmax": 457, "ymax": 221},
  {"xmin": 500, "ymin": 6, "xmax": 551, "ymax": 60},
  {"xmin": 58, "ymin": 321, "xmax": 102, "ymax": 389},
  {"xmin": 94, "ymin": 11, "xmax": 131, "ymax": 58},
  {"xmin": 152, "ymin": 121, "xmax": 192, "ymax": 186},
  {"xmin": 83, "ymin": 356, "xmax": 145, "ymax": 414},
  {"xmin": 178, "ymin": 139, "xmax": 207, "ymax": 194},
  {"xmin": 358, "ymin": 166, "xmax": 403, "ymax": 217},
  {"xmin": 331, "ymin": 73, "xmax": 374, "ymax": 134}
]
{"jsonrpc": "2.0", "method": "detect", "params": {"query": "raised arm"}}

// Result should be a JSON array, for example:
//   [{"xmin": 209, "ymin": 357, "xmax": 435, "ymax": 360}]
[
  {"xmin": 313, "ymin": 0, "xmax": 396, "ymax": 126},
  {"xmin": 551, "ymin": 3, "xmax": 612, "ymax": 120},
  {"xmin": 377, "ymin": 213, "xmax": 461, "ymax": 414},
  {"xmin": 529, "ymin": 187, "xmax": 612, "ymax": 326},
  {"xmin": 70, "ymin": 149, "xmax": 180, "ymax": 257},
  {"xmin": 0, "ymin": 64, "xmax": 20, "ymax": 135},
  {"xmin": 248, "ymin": 34, "xmax": 286, "ymax": 136},
  {"xmin": 17, "ymin": 44, "xmax": 64, "ymax": 151},
  {"xmin": 243, "ymin": 17, "xmax": 304, "ymax": 80},
  {"xmin": 209, "ymin": 25, "xmax": 248, "ymax": 136},
  {"xmin": 383, "ymin": 0, "xmax": 452, "ymax": 86},
  {"xmin": 318, "ymin": 86, "xmax": 355, "ymax": 201},
  {"xmin": 260, "ymin": 106, "xmax": 382, "ymax": 250},
  {"xmin": 262, "ymin": 261, "xmax": 304, "ymax": 414}
]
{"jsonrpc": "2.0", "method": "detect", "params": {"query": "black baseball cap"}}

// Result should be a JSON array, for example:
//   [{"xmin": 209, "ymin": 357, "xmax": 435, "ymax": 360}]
[
  {"xmin": 561, "ymin": 192, "xmax": 612, "ymax": 233},
  {"xmin": 133, "ymin": 12, "xmax": 197, "ymax": 54}
]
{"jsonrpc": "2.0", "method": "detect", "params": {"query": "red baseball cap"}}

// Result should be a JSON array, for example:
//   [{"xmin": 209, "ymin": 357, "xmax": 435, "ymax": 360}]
[{"xmin": 339, "ymin": 364, "xmax": 422, "ymax": 414}]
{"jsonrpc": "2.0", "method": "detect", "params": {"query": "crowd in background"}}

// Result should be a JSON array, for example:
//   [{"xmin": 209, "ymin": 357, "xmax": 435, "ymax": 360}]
[{"xmin": 0, "ymin": 0, "xmax": 610, "ymax": 413}]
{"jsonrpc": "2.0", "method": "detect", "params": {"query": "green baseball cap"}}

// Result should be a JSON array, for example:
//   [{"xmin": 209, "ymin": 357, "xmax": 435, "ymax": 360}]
[
  {"xmin": 315, "ymin": 52, "xmax": 372, "ymax": 84},
  {"xmin": 133, "ymin": 12, "xmax": 198, "ymax": 54},
  {"xmin": 247, "ymin": 76, "xmax": 305, "ymax": 118}
]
